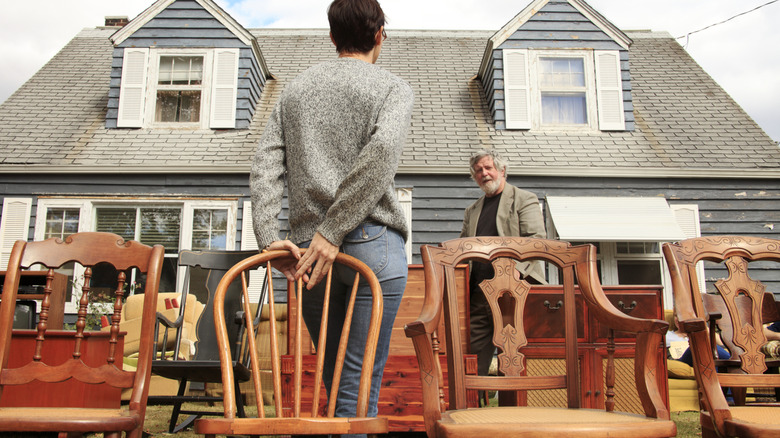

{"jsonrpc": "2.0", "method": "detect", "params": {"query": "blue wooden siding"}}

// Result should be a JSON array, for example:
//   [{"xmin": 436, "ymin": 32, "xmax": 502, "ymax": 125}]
[
  {"xmin": 2, "ymin": 173, "xmax": 779, "ymax": 297},
  {"xmin": 483, "ymin": 0, "xmax": 634, "ymax": 131},
  {"xmin": 105, "ymin": 0, "xmax": 265, "ymax": 129}
]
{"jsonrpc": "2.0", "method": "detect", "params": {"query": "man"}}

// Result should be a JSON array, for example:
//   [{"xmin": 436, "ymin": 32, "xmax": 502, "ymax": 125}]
[
  {"xmin": 250, "ymin": 0, "xmax": 413, "ymax": 428},
  {"xmin": 460, "ymin": 149, "xmax": 546, "ymax": 379}
]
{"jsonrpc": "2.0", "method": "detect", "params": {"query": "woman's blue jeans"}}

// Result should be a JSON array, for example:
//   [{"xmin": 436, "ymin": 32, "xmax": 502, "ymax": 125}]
[{"xmin": 299, "ymin": 223, "xmax": 407, "ymax": 432}]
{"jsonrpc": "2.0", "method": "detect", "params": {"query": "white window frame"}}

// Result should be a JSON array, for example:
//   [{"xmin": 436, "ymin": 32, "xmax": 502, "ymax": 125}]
[
  {"xmin": 529, "ymin": 49, "xmax": 598, "ymax": 131},
  {"xmin": 146, "ymin": 48, "xmax": 214, "ymax": 129},
  {"xmin": 34, "ymin": 198, "xmax": 237, "ymax": 313},
  {"xmin": 599, "ymin": 241, "xmax": 666, "ymax": 288},
  {"xmin": 503, "ymin": 48, "xmax": 625, "ymax": 132}
]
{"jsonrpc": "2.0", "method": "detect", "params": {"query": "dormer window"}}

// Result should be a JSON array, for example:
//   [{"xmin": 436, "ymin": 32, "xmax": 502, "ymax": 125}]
[
  {"xmin": 156, "ymin": 55, "xmax": 204, "ymax": 123},
  {"xmin": 503, "ymin": 49, "xmax": 625, "ymax": 131},
  {"xmin": 116, "ymin": 48, "xmax": 238, "ymax": 129}
]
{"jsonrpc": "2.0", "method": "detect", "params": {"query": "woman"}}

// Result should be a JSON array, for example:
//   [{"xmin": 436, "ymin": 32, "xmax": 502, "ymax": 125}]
[{"xmin": 250, "ymin": 0, "xmax": 414, "ymax": 429}]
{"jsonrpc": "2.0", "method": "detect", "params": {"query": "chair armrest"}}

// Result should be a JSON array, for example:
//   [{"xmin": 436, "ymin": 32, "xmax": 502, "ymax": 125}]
[
  {"xmin": 156, "ymin": 311, "xmax": 185, "ymax": 329},
  {"xmin": 685, "ymin": 328, "xmax": 733, "ymax": 429},
  {"xmin": 404, "ymin": 321, "xmax": 443, "ymax": 438}
]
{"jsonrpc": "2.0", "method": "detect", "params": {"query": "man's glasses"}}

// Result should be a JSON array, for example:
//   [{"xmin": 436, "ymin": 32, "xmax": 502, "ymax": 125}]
[{"xmin": 382, "ymin": 28, "xmax": 387, "ymax": 41}]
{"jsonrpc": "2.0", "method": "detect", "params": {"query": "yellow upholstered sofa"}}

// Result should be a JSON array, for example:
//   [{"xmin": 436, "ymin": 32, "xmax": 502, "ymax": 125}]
[
  {"xmin": 104, "ymin": 292, "xmax": 204, "ymax": 399},
  {"xmin": 664, "ymin": 309, "xmax": 699, "ymax": 412}
]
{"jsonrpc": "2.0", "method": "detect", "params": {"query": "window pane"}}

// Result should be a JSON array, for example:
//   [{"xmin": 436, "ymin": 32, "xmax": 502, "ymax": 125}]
[
  {"xmin": 616, "ymin": 242, "xmax": 660, "ymax": 254},
  {"xmin": 45, "ymin": 208, "xmax": 80, "ymax": 240},
  {"xmin": 158, "ymin": 56, "xmax": 203, "ymax": 85},
  {"xmin": 617, "ymin": 260, "xmax": 662, "ymax": 285},
  {"xmin": 140, "ymin": 208, "xmax": 181, "ymax": 254},
  {"xmin": 540, "ymin": 58, "xmax": 585, "ymax": 87},
  {"xmin": 192, "ymin": 209, "xmax": 228, "ymax": 250},
  {"xmin": 155, "ymin": 90, "xmax": 201, "ymax": 123},
  {"xmin": 541, "ymin": 94, "xmax": 587, "ymax": 124},
  {"xmin": 95, "ymin": 208, "xmax": 136, "ymax": 241}
]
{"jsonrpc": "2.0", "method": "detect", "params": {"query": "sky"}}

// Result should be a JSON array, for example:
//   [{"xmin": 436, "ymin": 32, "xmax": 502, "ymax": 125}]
[{"xmin": 1, "ymin": 0, "xmax": 778, "ymax": 142}]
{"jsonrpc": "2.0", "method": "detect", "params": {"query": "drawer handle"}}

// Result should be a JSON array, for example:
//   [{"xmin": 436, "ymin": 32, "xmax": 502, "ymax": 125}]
[
  {"xmin": 617, "ymin": 300, "xmax": 637, "ymax": 312},
  {"xmin": 543, "ymin": 300, "xmax": 563, "ymax": 311}
]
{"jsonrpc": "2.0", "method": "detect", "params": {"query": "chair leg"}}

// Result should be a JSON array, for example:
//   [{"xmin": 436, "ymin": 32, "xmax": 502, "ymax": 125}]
[
  {"xmin": 169, "ymin": 378, "xmax": 189, "ymax": 433},
  {"xmin": 235, "ymin": 377, "xmax": 247, "ymax": 418},
  {"xmin": 173, "ymin": 415, "xmax": 199, "ymax": 433},
  {"xmin": 731, "ymin": 387, "xmax": 746, "ymax": 406}
]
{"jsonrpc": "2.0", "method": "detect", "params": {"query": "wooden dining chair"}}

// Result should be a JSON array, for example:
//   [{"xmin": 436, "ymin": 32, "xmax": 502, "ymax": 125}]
[
  {"xmin": 194, "ymin": 249, "xmax": 388, "ymax": 437},
  {"xmin": 0, "ymin": 232, "xmax": 164, "ymax": 438},
  {"xmin": 405, "ymin": 236, "xmax": 676, "ymax": 438},
  {"xmin": 663, "ymin": 235, "xmax": 780, "ymax": 437}
]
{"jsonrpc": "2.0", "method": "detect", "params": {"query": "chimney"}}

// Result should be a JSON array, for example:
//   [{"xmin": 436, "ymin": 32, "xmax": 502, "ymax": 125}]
[{"xmin": 105, "ymin": 16, "xmax": 129, "ymax": 27}]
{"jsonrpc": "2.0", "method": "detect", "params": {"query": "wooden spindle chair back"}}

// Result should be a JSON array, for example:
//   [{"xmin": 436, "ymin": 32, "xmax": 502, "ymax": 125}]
[{"xmin": 194, "ymin": 249, "xmax": 388, "ymax": 437}]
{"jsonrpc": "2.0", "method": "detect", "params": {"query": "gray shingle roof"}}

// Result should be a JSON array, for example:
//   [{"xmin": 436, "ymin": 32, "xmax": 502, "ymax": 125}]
[{"xmin": 0, "ymin": 26, "xmax": 777, "ymax": 177}]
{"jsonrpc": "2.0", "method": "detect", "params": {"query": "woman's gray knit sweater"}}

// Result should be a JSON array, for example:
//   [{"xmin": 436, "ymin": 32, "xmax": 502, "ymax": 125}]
[{"xmin": 251, "ymin": 57, "xmax": 414, "ymax": 249}]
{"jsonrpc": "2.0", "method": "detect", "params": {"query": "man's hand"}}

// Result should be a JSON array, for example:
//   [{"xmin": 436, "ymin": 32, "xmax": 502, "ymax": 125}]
[
  {"xmin": 265, "ymin": 240, "xmax": 302, "ymax": 283},
  {"xmin": 295, "ymin": 232, "xmax": 339, "ymax": 290}
]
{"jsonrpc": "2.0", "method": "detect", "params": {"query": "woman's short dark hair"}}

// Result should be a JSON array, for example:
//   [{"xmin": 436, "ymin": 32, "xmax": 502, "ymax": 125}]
[{"xmin": 328, "ymin": 0, "xmax": 385, "ymax": 54}]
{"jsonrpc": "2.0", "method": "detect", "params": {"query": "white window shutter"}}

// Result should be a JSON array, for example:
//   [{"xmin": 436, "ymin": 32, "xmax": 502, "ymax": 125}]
[
  {"xmin": 210, "ymin": 49, "xmax": 239, "ymax": 129},
  {"xmin": 395, "ymin": 188, "xmax": 413, "ymax": 261},
  {"xmin": 117, "ymin": 48, "xmax": 149, "ymax": 128},
  {"xmin": 594, "ymin": 50, "xmax": 625, "ymax": 131},
  {"xmin": 503, "ymin": 49, "xmax": 531, "ymax": 130},
  {"xmin": 671, "ymin": 204, "xmax": 705, "ymax": 294},
  {"xmin": 241, "ymin": 201, "xmax": 267, "ymax": 303},
  {"xmin": 0, "ymin": 198, "xmax": 32, "ymax": 270}
]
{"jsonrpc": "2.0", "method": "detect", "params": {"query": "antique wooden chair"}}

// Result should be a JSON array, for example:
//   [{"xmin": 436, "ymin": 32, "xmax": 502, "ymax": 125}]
[
  {"xmin": 149, "ymin": 249, "xmax": 260, "ymax": 433},
  {"xmin": 194, "ymin": 249, "xmax": 388, "ymax": 437},
  {"xmin": 0, "ymin": 232, "xmax": 164, "ymax": 438},
  {"xmin": 405, "ymin": 237, "xmax": 676, "ymax": 438},
  {"xmin": 663, "ymin": 236, "xmax": 780, "ymax": 437}
]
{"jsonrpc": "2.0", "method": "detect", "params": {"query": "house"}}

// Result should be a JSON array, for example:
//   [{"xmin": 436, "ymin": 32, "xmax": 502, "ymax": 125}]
[{"xmin": 0, "ymin": 0, "xmax": 778, "ymax": 318}]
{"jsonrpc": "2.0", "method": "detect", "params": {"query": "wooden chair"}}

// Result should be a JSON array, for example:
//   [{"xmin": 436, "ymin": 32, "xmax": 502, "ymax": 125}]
[
  {"xmin": 149, "ymin": 249, "xmax": 260, "ymax": 433},
  {"xmin": 0, "ymin": 232, "xmax": 164, "ymax": 438},
  {"xmin": 194, "ymin": 249, "xmax": 388, "ymax": 437},
  {"xmin": 405, "ymin": 237, "xmax": 676, "ymax": 438},
  {"xmin": 663, "ymin": 235, "xmax": 780, "ymax": 437}
]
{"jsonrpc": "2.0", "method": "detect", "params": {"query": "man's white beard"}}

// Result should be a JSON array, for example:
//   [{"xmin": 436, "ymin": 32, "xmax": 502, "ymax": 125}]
[{"xmin": 479, "ymin": 178, "xmax": 501, "ymax": 196}]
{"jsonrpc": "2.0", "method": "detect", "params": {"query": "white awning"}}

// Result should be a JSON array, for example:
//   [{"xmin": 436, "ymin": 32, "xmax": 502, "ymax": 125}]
[{"xmin": 546, "ymin": 196, "xmax": 686, "ymax": 242}]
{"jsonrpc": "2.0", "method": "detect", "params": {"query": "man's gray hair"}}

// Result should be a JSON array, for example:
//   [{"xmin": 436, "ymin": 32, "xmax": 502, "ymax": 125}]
[{"xmin": 469, "ymin": 149, "xmax": 507, "ymax": 179}]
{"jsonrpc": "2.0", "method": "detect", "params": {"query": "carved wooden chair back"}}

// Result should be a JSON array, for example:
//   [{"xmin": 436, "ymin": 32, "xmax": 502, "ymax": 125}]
[
  {"xmin": 0, "ymin": 232, "xmax": 164, "ymax": 438},
  {"xmin": 150, "ymin": 249, "xmax": 260, "ymax": 433},
  {"xmin": 405, "ymin": 237, "xmax": 675, "ymax": 438},
  {"xmin": 663, "ymin": 236, "xmax": 780, "ymax": 437},
  {"xmin": 194, "ymin": 249, "xmax": 388, "ymax": 437}
]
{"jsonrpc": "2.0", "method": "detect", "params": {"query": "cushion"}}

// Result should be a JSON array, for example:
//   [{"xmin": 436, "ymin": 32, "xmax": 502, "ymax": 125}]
[{"xmin": 667, "ymin": 359, "xmax": 695, "ymax": 379}]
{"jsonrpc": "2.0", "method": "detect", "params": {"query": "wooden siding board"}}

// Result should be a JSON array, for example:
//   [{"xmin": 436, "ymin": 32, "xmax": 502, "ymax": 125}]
[
  {"xmin": 146, "ymin": 18, "xmax": 228, "ymax": 29},
  {"xmin": 117, "ymin": 38, "xmax": 246, "ymax": 48},
  {"xmin": 518, "ymin": 21, "xmax": 603, "ymax": 31},
  {"xmin": 498, "ymin": 40, "xmax": 624, "ymax": 50},
  {"xmin": 155, "ymin": 9, "xmax": 214, "ymax": 19},
  {"xmin": 128, "ymin": 28, "xmax": 240, "ymax": 39},
  {"xmin": 508, "ymin": 30, "xmax": 617, "ymax": 42}
]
